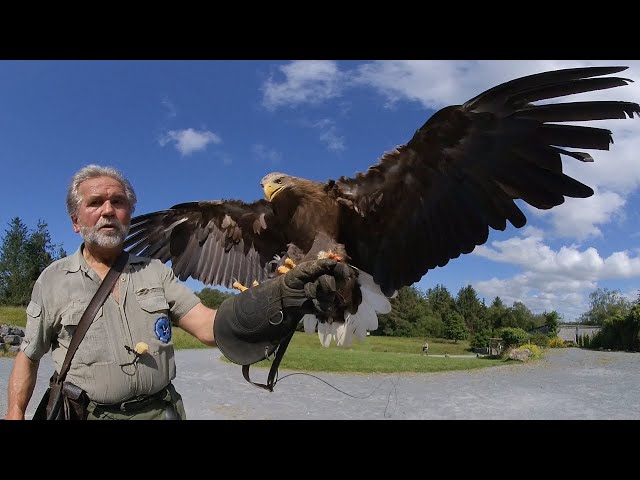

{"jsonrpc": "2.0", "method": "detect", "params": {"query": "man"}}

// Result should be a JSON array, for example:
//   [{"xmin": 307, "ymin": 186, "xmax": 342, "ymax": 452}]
[{"xmin": 4, "ymin": 164, "xmax": 342, "ymax": 420}]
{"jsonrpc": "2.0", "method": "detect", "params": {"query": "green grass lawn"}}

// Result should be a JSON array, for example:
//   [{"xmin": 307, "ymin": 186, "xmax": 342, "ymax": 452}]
[
  {"xmin": 1, "ymin": 306, "xmax": 505, "ymax": 373},
  {"xmin": 247, "ymin": 331, "xmax": 505, "ymax": 373}
]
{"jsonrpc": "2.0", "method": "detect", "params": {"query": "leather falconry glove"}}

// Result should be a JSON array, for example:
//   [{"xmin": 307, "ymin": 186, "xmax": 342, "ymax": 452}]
[{"xmin": 213, "ymin": 258, "xmax": 345, "ymax": 366}]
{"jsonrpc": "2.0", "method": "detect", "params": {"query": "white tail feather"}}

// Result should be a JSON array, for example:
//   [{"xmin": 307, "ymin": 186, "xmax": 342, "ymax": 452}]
[
  {"xmin": 355, "ymin": 269, "xmax": 393, "ymax": 314},
  {"xmin": 302, "ymin": 314, "xmax": 317, "ymax": 335}
]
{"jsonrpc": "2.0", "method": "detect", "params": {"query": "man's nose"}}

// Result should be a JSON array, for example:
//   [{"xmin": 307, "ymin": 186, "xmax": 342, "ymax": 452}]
[{"xmin": 101, "ymin": 201, "xmax": 115, "ymax": 215}]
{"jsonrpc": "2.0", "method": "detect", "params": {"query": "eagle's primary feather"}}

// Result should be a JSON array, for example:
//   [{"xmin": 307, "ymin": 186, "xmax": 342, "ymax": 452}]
[{"xmin": 125, "ymin": 65, "xmax": 640, "ymax": 347}]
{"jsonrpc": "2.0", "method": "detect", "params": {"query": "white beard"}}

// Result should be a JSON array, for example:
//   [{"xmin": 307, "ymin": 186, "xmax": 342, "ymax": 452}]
[{"xmin": 80, "ymin": 218, "xmax": 130, "ymax": 248}]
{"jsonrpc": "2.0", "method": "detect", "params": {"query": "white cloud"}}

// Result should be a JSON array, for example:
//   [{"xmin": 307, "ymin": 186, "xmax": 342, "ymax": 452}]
[
  {"xmin": 251, "ymin": 144, "xmax": 282, "ymax": 165},
  {"xmin": 471, "ymin": 228, "xmax": 640, "ymax": 319},
  {"xmin": 262, "ymin": 60, "xmax": 342, "ymax": 110},
  {"xmin": 474, "ymin": 228, "xmax": 640, "ymax": 281},
  {"xmin": 159, "ymin": 128, "xmax": 221, "ymax": 156},
  {"xmin": 528, "ymin": 189, "xmax": 626, "ymax": 240},
  {"xmin": 475, "ymin": 275, "xmax": 594, "ymax": 320},
  {"xmin": 313, "ymin": 118, "xmax": 345, "ymax": 152}
]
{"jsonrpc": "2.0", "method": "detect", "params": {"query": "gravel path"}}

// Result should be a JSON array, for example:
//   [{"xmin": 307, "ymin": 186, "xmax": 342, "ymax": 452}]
[{"xmin": 2, "ymin": 347, "xmax": 639, "ymax": 419}]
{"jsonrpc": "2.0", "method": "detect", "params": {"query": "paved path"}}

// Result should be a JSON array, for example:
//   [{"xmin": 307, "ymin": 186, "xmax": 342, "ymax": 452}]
[{"xmin": 1, "ymin": 347, "xmax": 639, "ymax": 419}]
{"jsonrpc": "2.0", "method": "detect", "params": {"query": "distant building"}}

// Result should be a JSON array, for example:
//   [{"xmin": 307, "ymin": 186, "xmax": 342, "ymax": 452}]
[
  {"xmin": 557, "ymin": 324, "xmax": 601, "ymax": 343},
  {"xmin": 528, "ymin": 325, "xmax": 551, "ymax": 335}
]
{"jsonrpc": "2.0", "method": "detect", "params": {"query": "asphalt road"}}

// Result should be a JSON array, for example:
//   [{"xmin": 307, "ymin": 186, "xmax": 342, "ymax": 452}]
[{"xmin": 1, "ymin": 347, "xmax": 639, "ymax": 419}]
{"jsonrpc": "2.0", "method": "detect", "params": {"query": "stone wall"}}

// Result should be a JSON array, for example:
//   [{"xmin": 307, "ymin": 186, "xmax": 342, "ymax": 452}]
[{"xmin": 0, "ymin": 324, "xmax": 24, "ymax": 354}]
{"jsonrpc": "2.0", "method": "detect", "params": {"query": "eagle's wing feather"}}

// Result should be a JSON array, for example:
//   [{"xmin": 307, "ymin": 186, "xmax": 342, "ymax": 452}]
[
  {"xmin": 124, "ymin": 199, "xmax": 288, "ymax": 289},
  {"xmin": 329, "ymin": 66, "xmax": 640, "ymax": 296}
]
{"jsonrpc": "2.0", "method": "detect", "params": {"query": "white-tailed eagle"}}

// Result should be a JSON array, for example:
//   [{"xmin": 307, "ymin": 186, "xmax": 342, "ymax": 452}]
[{"xmin": 125, "ymin": 66, "xmax": 640, "ymax": 347}]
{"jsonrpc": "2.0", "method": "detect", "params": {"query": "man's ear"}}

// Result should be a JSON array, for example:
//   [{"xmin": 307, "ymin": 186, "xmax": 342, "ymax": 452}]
[{"xmin": 71, "ymin": 216, "xmax": 80, "ymax": 233}]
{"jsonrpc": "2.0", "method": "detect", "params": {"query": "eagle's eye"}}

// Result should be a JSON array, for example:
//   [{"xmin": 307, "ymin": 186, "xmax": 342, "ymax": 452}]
[{"xmin": 276, "ymin": 179, "xmax": 282, "ymax": 184}]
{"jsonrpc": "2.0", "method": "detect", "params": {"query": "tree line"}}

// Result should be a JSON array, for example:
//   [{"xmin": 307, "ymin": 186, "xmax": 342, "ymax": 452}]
[{"xmin": 1, "ymin": 217, "xmax": 637, "ymax": 350}]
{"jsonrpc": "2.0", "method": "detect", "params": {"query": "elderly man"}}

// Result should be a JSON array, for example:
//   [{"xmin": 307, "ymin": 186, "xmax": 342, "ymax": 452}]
[{"xmin": 4, "ymin": 164, "xmax": 342, "ymax": 420}]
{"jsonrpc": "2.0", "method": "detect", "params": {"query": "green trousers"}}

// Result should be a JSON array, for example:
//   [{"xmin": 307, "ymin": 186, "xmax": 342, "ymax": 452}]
[{"xmin": 86, "ymin": 383, "xmax": 186, "ymax": 420}]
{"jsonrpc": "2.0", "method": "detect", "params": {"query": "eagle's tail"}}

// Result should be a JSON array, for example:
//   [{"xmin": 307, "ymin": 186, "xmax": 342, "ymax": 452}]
[{"xmin": 303, "ymin": 269, "xmax": 392, "ymax": 347}]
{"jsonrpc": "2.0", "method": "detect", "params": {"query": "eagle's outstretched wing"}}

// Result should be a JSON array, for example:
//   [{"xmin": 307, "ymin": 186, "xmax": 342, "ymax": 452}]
[
  {"xmin": 328, "ymin": 66, "xmax": 640, "ymax": 296},
  {"xmin": 124, "ymin": 199, "xmax": 287, "ymax": 289}
]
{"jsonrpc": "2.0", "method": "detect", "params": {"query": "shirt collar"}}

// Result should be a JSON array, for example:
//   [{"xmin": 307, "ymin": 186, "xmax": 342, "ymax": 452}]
[{"xmin": 62, "ymin": 243, "xmax": 147, "ymax": 273}]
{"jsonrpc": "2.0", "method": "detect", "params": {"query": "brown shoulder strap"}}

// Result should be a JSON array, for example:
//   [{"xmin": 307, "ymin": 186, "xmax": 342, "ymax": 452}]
[{"xmin": 56, "ymin": 251, "xmax": 129, "ymax": 384}]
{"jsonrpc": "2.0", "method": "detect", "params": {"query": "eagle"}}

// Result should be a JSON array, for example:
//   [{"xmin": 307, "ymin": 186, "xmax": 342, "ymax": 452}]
[{"xmin": 124, "ymin": 65, "xmax": 640, "ymax": 347}]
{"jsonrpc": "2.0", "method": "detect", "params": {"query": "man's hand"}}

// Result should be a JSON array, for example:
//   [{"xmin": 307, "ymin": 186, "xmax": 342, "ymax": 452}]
[
  {"xmin": 213, "ymin": 257, "xmax": 349, "ymax": 365},
  {"xmin": 282, "ymin": 258, "xmax": 356, "ymax": 316}
]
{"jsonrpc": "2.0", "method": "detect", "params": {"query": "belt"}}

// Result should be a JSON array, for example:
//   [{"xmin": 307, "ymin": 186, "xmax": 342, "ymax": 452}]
[{"xmin": 98, "ymin": 385, "xmax": 171, "ymax": 412}]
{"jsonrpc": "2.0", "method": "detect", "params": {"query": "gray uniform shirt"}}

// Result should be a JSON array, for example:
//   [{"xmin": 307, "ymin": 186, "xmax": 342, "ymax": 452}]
[{"xmin": 21, "ymin": 245, "xmax": 201, "ymax": 404}]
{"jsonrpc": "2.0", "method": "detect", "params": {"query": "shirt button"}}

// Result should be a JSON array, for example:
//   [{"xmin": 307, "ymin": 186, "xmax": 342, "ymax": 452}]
[{"xmin": 121, "ymin": 276, "xmax": 126, "ymax": 282}]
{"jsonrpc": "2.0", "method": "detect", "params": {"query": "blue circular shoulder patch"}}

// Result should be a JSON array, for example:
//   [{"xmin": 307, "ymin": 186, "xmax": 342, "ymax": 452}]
[{"xmin": 154, "ymin": 316, "xmax": 172, "ymax": 343}]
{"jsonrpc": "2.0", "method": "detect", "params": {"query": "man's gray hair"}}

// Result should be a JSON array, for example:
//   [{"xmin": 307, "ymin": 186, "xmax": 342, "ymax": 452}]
[{"xmin": 66, "ymin": 164, "xmax": 137, "ymax": 218}]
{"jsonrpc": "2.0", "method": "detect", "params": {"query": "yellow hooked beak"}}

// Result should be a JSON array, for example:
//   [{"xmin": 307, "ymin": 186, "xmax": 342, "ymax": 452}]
[{"xmin": 263, "ymin": 182, "xmax": 284, "ymax": 202}]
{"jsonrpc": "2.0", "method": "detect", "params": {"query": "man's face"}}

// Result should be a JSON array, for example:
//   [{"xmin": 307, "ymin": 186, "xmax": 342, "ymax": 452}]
[{"xmin": 72, "ymin": 176, "xmax": 131, "ymax": 249}]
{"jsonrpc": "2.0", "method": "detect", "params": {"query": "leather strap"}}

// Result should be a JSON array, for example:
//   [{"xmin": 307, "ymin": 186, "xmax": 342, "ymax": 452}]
[
  {"xmin": 241, "ymin": 328, "xmax": 295, "ymax": 392},
  {"xmin": 57, "ymin": 251, "xmax": 129, "ymax": 383}
]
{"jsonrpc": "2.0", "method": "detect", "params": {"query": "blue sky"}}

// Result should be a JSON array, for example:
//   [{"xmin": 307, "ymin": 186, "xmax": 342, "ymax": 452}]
[{"xmin": 1, "ymin": 60, "xmax": 639, "ymax": 322}]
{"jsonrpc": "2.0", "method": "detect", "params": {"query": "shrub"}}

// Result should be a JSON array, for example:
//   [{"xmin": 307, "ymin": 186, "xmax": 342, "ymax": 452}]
[
  {"xmin": 518, "ymin": 343, "xmax": 543, "ymax": 359},
  {"xmin": 548, "ymin": 337, "xmax": 565, "ymax": 348},
  {"xmin": 498, "ymin": 327, "xmax": 530, "ymax": 347},
  {"xmin": 530, "ymin": 332, "xmax": 550, "ymax": 347}
]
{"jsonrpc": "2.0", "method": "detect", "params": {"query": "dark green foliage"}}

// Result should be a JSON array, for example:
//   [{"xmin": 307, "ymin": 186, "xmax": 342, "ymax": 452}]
[
  {"xmin": 377, "ymin": 286, "xmax": 436, "ymax": 337},
  {"xmin": 590, "ymin": 303, "xmax": 640, "ymax": 351},
  {"xmin": 486, "ymin": 296, "xmax": 509, "ymax": 329},
  {"xmin": 424, "ymin": 284, "xmax": 456, "ymax": 320},
  {"xmin": 544, "ymin": 311, "xmax": 561, "ymax": 336},
  {"xmin": 196, "ymin": 287, "xmax": 235, "ymax": 309},
  {"xmin": 510, "ymin": 302, "xmax": 536, "ymax": 332},
  {"xmin": 0, "ymin": 218, "xmax": 64, "ymax": 305},
  {"xmin": 443, "ymin": 311, "xmax": 468, "ymax": 343},
  {"xmin": 578, "ymin": 288, "xmax": 631, "ymax": 326},
  {"xmin": 530, "ymin": 332, "xmax": 550, "ymax": 347},
  {"xmin": 470, "ymin": 328, "xmax": 492, "ymax": 349},
  {"xmin": 455, "ymin": 284, "xmax": 488, "ymax": 334},
  {"xmin": 498, "ymin": 327, "xmax": 530, "ymax": 348}
]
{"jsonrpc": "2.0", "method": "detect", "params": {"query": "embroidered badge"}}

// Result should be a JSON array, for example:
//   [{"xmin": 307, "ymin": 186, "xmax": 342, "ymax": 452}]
[{"xmin": 154, "ymin": 316, "xmax": 172, "ymax": 343}]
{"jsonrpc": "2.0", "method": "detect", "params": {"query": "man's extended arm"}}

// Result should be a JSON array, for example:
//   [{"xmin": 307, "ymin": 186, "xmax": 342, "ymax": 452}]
[
  {"xmin": 176, "ymin": 302, "xmax": 216, "ymax": 346},
  {"xmin": 5, "ymin": 352, "xmax": 40, "ymax": 420}
]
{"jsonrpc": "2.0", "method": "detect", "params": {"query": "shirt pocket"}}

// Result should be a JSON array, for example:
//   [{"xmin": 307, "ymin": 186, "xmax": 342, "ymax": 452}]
[
  {"xmin": 135, "ymin": 286, "xmax": 170, "ymax": 314},
  {"xmin": 59, "ymin": 302, "xmax": 113, "ymax": 365},
  {"xmin": 135, "ymin": 286, "xmax": 173, "ymax": 351}
]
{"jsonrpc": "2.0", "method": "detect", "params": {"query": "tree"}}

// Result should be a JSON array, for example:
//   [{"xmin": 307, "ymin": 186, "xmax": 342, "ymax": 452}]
[
  {"xmin": 455, "ymin": 284, "xmax": 488, "ymax": 334},
  {"xmin": 443, "ymin": 311, "xmax": 468, "ymax": 343},
  {"xmin": 578, "ymin": 287, "xmax": 631, "ymax": 326},
  {"xmin": 196, "ymin": 287, "xmax": 234, "ymax": 309},
  {"xmin": 510, "ymin": 301, "xmax": 536, "ymax": 331},
  {"xmin": 544, "ymin": 311, "xmax": 561, "ymax": 336},
  {"xmin": 424, "ymin": 284, "xmax": 456, "ymax": 323},
  {"xmin": 377, "ymin": 286, "xmax": 434, "ymax": 337},
  {"xmin": 0, "ymin": 217, "xmax": 64, "ymax": 305}
]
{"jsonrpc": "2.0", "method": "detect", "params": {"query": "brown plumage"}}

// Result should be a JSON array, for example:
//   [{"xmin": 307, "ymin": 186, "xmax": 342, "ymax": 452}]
[{"xmin": 125, "ymin": 66, "xmax": 640, "ymax": 334}]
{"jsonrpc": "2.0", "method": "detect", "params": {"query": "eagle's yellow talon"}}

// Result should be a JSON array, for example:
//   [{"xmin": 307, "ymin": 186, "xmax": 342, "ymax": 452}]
[
  {"xmin": 285, "ymin": 258, "xmax": 296, "ymax": 269},
  {"xmin": 277, "ymin": 266, "xmax": 291, "ymax": 275},
  {"xmin": 252, "ymin": 280, "xmax": 260, "ymax": 286},
  {"xmin": 233, "ymin": 281, "xmax": 249, "ymax": 292}
]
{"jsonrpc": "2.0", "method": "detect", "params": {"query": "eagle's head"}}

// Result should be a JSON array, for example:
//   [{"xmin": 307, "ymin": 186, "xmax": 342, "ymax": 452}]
[{"xmin": 261, "ymin": 172, "xmax": 295, "ymax": 202}]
